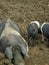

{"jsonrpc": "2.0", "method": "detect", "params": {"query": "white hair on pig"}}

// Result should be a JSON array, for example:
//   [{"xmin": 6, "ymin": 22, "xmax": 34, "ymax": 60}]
[{"xmin": 30, "ymin": 21, "xmax": 40, "ymax": 28}]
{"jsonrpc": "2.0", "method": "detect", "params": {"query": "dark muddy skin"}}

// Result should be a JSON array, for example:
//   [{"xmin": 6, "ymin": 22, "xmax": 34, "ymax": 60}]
[
  {"xmin": 27, "ymin": 22, "xmax": 39, "ymax": 46},
  {"xmin": 42, "ymin": 23, "xmax": 49, "ymax": 39},
  {"xmin": 41, "ymin": 22, "xmax": 49, "ymax": 46}
]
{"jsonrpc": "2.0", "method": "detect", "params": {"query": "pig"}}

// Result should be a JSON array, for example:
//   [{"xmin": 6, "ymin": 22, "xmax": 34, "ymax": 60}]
[
  {"xmin": 27, "ymin": 21, "xmax": 40, "ymax": 46},
  {"xmin": 41, "ymin": 22, "xmax": 49, "ymax": 43},
  {"xmin": 0, "ymin": 19, "xmax": 29, "ymax": 65}
]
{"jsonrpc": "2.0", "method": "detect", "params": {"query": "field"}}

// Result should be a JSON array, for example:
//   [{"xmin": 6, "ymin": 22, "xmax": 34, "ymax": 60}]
[{"xmin": 0, "ymin": 0, "xmax": 49, "ymax": 65}]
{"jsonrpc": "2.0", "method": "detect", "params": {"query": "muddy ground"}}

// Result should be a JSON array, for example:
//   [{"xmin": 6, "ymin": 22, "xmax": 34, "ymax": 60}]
[{"xmin": 0, "ymin": 0, "xmax": 49, "ymax": 65}]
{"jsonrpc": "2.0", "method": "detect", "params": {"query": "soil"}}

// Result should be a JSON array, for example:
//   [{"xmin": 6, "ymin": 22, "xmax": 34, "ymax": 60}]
[{"xmin": 0, "ymin": 0, "xmax": 49, "ymax": 65}]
